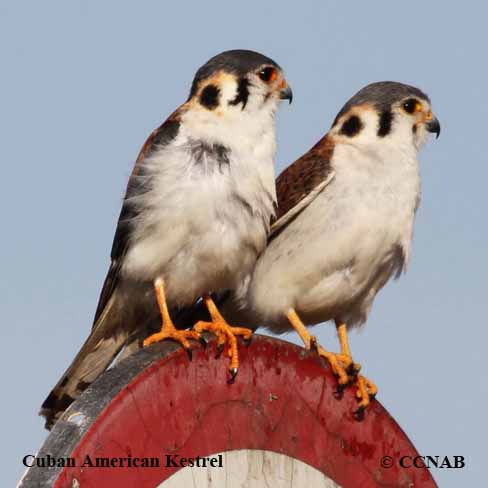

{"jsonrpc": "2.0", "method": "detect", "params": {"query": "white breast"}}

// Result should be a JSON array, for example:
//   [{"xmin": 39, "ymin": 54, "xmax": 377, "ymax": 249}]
[
  {"xmin": 122, "ymin": 112, "xmax": 277, "ymax": 307},
  {"xmin": 245, "ymin": 141, "xmax": 421, "ymax": 330}
]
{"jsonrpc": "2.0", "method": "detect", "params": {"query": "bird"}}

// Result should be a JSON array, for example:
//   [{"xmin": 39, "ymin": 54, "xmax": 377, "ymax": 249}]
[
  {"xmin": 221, "ymin": 81, "xmax": 440, "ymax": 413},
  {"xmin": 40, "ymin": 49, "xmax": 292, "ymax": 429}
]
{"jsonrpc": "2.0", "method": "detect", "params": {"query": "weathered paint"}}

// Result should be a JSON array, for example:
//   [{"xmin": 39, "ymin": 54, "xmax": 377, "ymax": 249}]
[
  {"xmin": 160, "ymin": 449, "xmax": 340, "ymax": 487},
  {"xmin": 20, "ymin": 335, "xmax": 437, "ymax": 487}
]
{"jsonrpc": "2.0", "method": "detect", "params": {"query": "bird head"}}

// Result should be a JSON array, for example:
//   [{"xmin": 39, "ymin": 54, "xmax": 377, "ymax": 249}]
[
  {"xmin": 330, "ymin": 81, "xmax": 440, "ymax": 152},
  {"xmin": 187, "ymin": 50, "xmax": 292, "ymax": 119}
]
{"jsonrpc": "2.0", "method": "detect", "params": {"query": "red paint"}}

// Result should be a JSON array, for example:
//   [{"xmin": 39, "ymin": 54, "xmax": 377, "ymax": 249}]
[{"xmin": 54, "ymin": 336, "xmax": 436, "ymax": 487}]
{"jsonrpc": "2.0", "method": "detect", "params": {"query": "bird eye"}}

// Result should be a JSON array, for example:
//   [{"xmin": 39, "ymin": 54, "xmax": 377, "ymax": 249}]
[
  {"xmin": 258, "ymin": 66, "xmax": 278, "ymax": 83},
  {"xmin": 402, "ymin": 98, "xmax": 422, "ymax": 114}
]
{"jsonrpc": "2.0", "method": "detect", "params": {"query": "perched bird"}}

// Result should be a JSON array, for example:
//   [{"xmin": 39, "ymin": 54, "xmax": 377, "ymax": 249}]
[
  {"xmin": 41, "ymin": 49, "xmax": 292, "ymax": 429},
  {"xmin": 223, "ymin": 81, "xmax": 440, "ymax": 412}
]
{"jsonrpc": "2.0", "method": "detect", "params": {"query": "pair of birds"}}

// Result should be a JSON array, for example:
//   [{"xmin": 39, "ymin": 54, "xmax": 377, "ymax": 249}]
[{"xmin": 41, "ymin": 49, "xmax": 440, "ymax": 429}]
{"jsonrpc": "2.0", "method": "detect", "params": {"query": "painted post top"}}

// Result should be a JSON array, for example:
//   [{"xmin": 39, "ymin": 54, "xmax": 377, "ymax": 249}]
[{"xmin": 19, "ymin": 335, "xmax": 437, "ymax": 488}]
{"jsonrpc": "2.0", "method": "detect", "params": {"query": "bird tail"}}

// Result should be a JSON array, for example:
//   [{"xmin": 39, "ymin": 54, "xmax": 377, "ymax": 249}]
[{"xmin": 40, "ymin": 289, "xmax": 129, "ymax": 430}]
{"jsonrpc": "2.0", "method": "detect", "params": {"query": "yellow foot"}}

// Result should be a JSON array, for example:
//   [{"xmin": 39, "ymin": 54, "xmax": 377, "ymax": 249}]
[
  {"xmin": 142, "ymin": 278, "xmax": 200, "ymax": 359},
  {"xmin": 286, "ymin": 310, "xmax": 361, "ymax": 386},
  {"xmin": 143, "ymin": 327, "xmax": 200, "ymax": 351},
  {"xmin": 194, "ymin": 320, "xmax": 252, "ymax": 380},
  {"xmin": 285, "ymin": 310, "xmax": 377, "ymax": 416},
  {"xmin": 314, "ymin": 341, "xmax": 361, "ymax": 387},
  {"xmin": 194, "ymin": 295, "xmax": 252, "ymax": 381},
  {"xmin": 354, "ymin": 374, "xmax": 378, "ymax": 412}
]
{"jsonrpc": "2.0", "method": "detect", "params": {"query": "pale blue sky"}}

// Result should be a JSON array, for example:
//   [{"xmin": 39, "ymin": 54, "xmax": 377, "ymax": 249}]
[{"xmin": 2, "ymin": 1, "xmax": 486, "ymax": 486}]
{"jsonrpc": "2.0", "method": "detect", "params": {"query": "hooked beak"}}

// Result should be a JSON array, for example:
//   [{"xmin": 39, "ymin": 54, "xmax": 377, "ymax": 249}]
[
  {"xmin": 426, "ymin": 114, "xmax": 441, "ymax": 139},
  {"xmin": 279, "ymin": 84, "xmax": 293, "ymax": 104}
]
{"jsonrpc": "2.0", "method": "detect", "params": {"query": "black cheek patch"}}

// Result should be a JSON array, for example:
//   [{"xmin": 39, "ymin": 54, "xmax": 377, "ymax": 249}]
[
  {"xmin": 229, "ymin": 77, "xmax": 250, "ymax": 109},
  {"xmin": 340, "ymin": 115, "xmax": 363, "ymax": 137},
  {"xmin": 377, "ymin": 110, "xmax": 393, "ymax": 137},
  {"xmin": 199, "ymin": 84, "xmax": 220, "ymax": 110}
]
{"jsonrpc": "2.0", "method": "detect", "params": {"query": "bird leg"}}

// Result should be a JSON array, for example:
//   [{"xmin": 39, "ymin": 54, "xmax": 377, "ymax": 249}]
[
  {"xmin": 286, "ymin": 309, "xmax": 377, "ymax": 412},
  {"xmin": 335, "ymin": 320, "xmax": 377, "ymax": 411},
  {"xmin": 193, "ymin": 295, "xmax": 253, "ymax": 380},
  {"xmin": 335, "ymin": 321, "xmax": 362, "ymax": 376},
  {"xmin": 143, "ymin": 279, "xmax": 200, "ymax": 357},
  {"xmin": 286, "ymin": 309, "xmax": 352, "ymax": 386}
]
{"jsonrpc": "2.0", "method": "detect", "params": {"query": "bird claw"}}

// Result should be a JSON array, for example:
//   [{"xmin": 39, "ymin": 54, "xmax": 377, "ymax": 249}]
[
  {"xmin": 309, "ymin": 335, "xmax": 318, "ymax": 352},
  {"xmin": 333, "ymin": 386, "xmax": 345, "ymax": 400},
  {"xmin": 215, "ymin": 343, "xmax": 225, "ymax": 359},
  {"xmin": 185, "ymin": 347, "xmax": 193, "ymax": 361},
  {"xmin": 243, "ymin": 336, "xmax": 252, "ymax": 347},
  {"xmin": 199, "ymin": 336, "xmax": 208, "ymax": 349},
  {"xmin": 346, "ymin": 362, "xmax": 361, "ymax": 376},
  {"xmin": 317, "ymin": 348, "xmax": 376, "ymax": 420},
  {"xmin": 350, "ymin": 374, "xmax": 377, "ymax": 418},
  {"xmin": 228, "ymin": 367, "xmax": 238, "ymax": 384},
  {"xmin": 194, "ymin": 316, "xmax": 251, "ymax": 379},
  {"xmin": 353, "ymin": 406, "xmax": 366, "ymax": 421}
]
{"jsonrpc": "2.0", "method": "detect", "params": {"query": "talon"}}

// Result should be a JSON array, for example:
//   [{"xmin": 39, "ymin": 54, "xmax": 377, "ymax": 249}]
[
  {"xmin": 352, "ymin": 374, "xmax": 377, "ymax": 414},
  {"xmin": 333, "ymin": 391, "xmax": 343, "ymax": 401},
  {"xmin": 185, "ymin": 347, "xmax": 193, "ymax": 361},
  {"xmin": 215, "ymin": 343, "xmax": 225, "ymax": 359},
  {"xmin": 285, "ymin": 311, "xmax": 377, "ymax": 418},
  {"xmin": 228, "ymin": 367, "xmax": 238, "ymax": 384},
  {"xmin": 243, "ymin": 336, "xmax": 252, "ymax": 347},
  {"xmin": 347, "ymin": 361, "xmax": 361, "ymax": 376},
  {"xmin": 194, "ymin": 295, "xmax": 253, "ymax": 374},
  {"xmin": 353, "ymin": 406, "xmax": 366, "ymax": 421},
  {"xmin": 199, "ymin": 336, "xmax": 208, "ymax": 349},
  {"xmin": 309, "ymin": 335, "xmax": 318, "ymax": 352}
]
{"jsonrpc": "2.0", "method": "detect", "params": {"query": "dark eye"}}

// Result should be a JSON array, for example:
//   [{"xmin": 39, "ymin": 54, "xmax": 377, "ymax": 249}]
[
  {"xmin": 258, "ymin": 66, "xmax": 277, "ymax": 83},
  {"xmin": 403, "ymin": 98, "xmax": 422, "ymax": 114}
]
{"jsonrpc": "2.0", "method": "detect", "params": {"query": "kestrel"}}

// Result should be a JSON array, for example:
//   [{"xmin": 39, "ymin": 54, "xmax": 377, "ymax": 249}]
[
  {"xmin": 223, "ymin": 81, "xmax": 440, "ymax": 412},
  {"xmin": 41, "ymin": 50, "xmax": 292, "ymax": 429}
]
